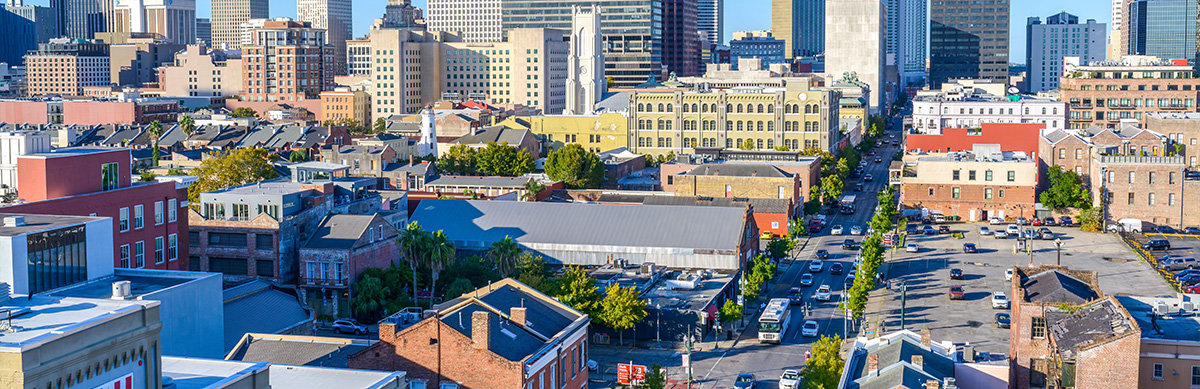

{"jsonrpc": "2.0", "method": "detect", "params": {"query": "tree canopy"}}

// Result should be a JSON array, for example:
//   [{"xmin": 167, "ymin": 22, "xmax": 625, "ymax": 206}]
[
  {"xmin": 179, "ymin": 114, "xmax": 196, "ymax": 135},
  {"xmin": 801, "ymin": 335, "xmax": 845, "ymax": 389},
  {"xmin": 740, "ymin": 139, "xmax": 755, "ymax": 150},
  {"xmin": 476, "ymin": 141, "xmax": 535, "ymax": 176},
  {"xmin": 229, "ymin": 107, "xmax": 258, "ymax": 118},
  {"xmin": 599, "ymin": 284, "xmax": 647, "ymax": 344},
  {"xmin": 437, "ymin": 144, "xmax": 477, "ymax": 175},
  {"xmin": 188, "ymin": 148, "xmax": 279, "ymax": 209},
  {"xmin": 558, "ymin": 265, "xmax": 600, "ymax": 317},
  {"xmin": 545, "ymin": 144, "xmax": 605, "ymax": 188},
  {"xmin": 1039, "ymin": 166, "xmax": 1091, "ymax": 210}
]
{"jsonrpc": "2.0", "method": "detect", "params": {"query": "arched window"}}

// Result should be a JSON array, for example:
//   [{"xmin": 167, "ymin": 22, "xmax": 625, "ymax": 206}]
[
  {"xmin": 638, "ymin": 120, "xmax": 645, "ymax": 130},
  {"xmin": 757, "ymin": 121, "xmax": 764, "ymax": 131},
  {"xmin": 666, "ymin": 104, "xmax": 673, "ymax": 112},
  {"xmin": 658, "ymin": 103, "xmax": 665, "ymax": 112},
  {"xmin": 767, "ymin": 122, "xmax": 774, "ymax": 132},
  {"xmin": 785, "ymin": 122, "xmax": 792, "ymax": 131},
  {"xmin": 682, "ymin": 104, "xmax": 689, "ymax": 113},
  {"xmin": 726, "ymin": 120, "xmax": 733, "ymax": 130},
  {"xmin": 665, "ymin": 121, "xmax": 672, "ymax": 130},
  {"xmin": 804, "ymin": 104, "xmax": 811, "ymax": 114},
  {"xmin": 805, "ymin": 122, "xmax": 811, "ymax": 131},
  {"xmin": 737, "ymin": 121, "xmax": 744, "ymax": 131},
  {"xmin": 711, "ymin": 104, "xmax": 718, "ymax": 112},
  {"xmin": 737, "ymin": 104, "xmax": 744, "ymax": 113},
  {"xmin": 637, "ymin": 103, "xmax": 644, "ymax": 112},
  {"xmin": 767, "ymin": 104, "xmax": 774, "ymax": 113},
  {"xmin": 757, "ymin": 104, "xmax": 765, "ymax": 113},
  {"xmin": 767, "ymin": 139, "xmax": 774, "ymax": 149},
  {"xmin": 657, "ymin": 119, "xmax": 664, "ymax": 129},
  {"xmin": 692, "ymin": 103, "xmax": 699, "ymax": 112},
  {"xmin": 726, "ymin": 104, "xmax": 733, "ymax": 112},
  {"xmin": 792, "ymin": 121, "xmax": 799, "ymax": 131}
]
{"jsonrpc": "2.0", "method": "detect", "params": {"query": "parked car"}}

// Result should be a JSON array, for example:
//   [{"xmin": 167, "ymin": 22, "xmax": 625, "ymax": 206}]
[
  {"xmin": 1059, "ymin": 216, "xmax": 1074, "ymax": 226},
  {"xmin": 1143, "ymin": 239, "xmax": 1171, "ymax": 251},
  {"xmin": 1043, "ymin": 217, "xmax": 1058, "ymax": 226},
  {"xmin": 809, "ymin": 259, "xmax": 824, "ymax": 273},
  {"xmin": 979, "ymin": 226, "xmax": 991, "ymax": 236},
  {"xmin": 948, "ymin": 285, "xmax": 965, "ymax": 300},
  {"xmin": 830, "ymin": 263, "xmax": 844, "ymax": 275},
  {"xmin": 801, "ymin": 320, "xmax": 820, "ymax": 337},
  {"xmin": 906, "ymin": 243, "xmax": 919, "ymax": 253},
  {"xmin": 996, "ymin": 312, "xmax": 1011, "ymax": 328},
  {"xmin": 989, "ymin": 217, "xmax": 1004, "ymax": 225},
  {"xmin": 1006, "ymin": 224, "xmax": 1021, "ymax": 235},
  {"xmin": 843, "ymin": 238, "xmax": 857, "ymax": 250},
  {"xmin": 1186, "ymin": 285, "xmax": 1200, "ymax": 294},
  {"xmin": 761, "ymin": 231, "xmax": 774, "ymax": 239},
  {"xmin": 815, "ymin": 285, "xmax": 832, "ymax": 301},
  {"xmin": 1163, "ymin": 257, "xmax": 1199, "ymax": 271},
  {"xmin": 950, "ymin": 268, "xmax": 964, "ymax": 280},
  {"xmin": 939, "ymin": 225, "xmax": 950, "ymax": 234},
  {"xmin": 800, "ymin": 273, "xmax": 815, "ymax": 286},
  {"xmin": 1030, "ymin": 218, "xmax": 1043, "ymax": 226},
  {"xmin": 331, "ymin": 319, "xmax": 369, "ymax": 335},
  {"xmin": 923, "ymin": 226, "xmax": 936, "ymax": 235},
  {"xmin": 851, "ymin": 225, "xmax": 863, "ymax": 235},
  {"xmin": 787, "ymin": 288, "xmax": 804, "ymax": 305},
  {"xmin": 779, "ymin": 370, "xmax": 801, "ymax": 389},
  {"xmin": 831, "ymin": 225, "xmax": 844, "ymax": 235},
  {"xmin": 1016, "ymin": 217, "xmax": 1029, "ymax": 225},
  {"xmin": 844, "ymin": 275, "xmax": 856, "ymax": 288},
  {"xmin": 1022, "ymin": 229, "xmax": 1036, "ymax": 240},
  {"xmin": 734, "ymin": 374, "xmax": 756, "ymax": 389},
  {"xmin": 1186, "ymin": 227, "xmax": 1200, "ymax": 235},
  {"xmin": 1158, "ymin": 226, "xmax": 1179, "ymax": 234},
  {"xmin": 815, "ymin": 249, "xmax": 829, "ymax": 259},
  {"xmin": 991, "ymin": 291, "xmax": 1010, "ymax": 309},
  {"xmin": 1174, "ymin": 269, "xmax": 1200, "ymax": 278},
  {"xmin": 963, "ymin": 243, "xmax": 977, "ymax": 253},
  {"xmin": 1005, "ymin": 268, "xmax": 1014, "ymax": 281},
  {"xmin": 1039, "ymin": 228, "xmax": 1054, "ymax": 240},
  {"xmin": 994, "ymin": 231, "xmax": 1008, "ymax": 239}
]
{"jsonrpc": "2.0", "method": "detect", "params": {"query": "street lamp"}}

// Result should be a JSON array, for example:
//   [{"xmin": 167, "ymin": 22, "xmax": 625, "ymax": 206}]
[
  {"xmin": 738, "ymin": 277, "xmax": 747, "ymax": 328},
  {"xmin": 1054, "ymin": 238, "xmax": 1064, "ymax": 266},
  {"xmin": 656, "ymin": 303, "xmax": 662, "ymax": 348}
]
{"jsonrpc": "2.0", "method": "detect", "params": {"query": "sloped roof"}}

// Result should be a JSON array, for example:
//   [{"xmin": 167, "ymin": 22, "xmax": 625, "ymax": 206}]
[
  {"xmin": 1022, "ymin": 270, "xmax": 1100, "ymax": 304},
  {"xmin": 1049, "ymin": 298, "xmax": 1136, "ymax": 359},
  {"xmin": 208, "ymin": 127, "xmax": 248, "ymax": 148},
  {"xmin": 187, "ymin": 124, "xmax": 228, "ymax": 141},
  {"xmin": 225, "ymin": 334, "xmax": 373, "ymax": 368},
  {"xmin": 383, "ymin": 161, "xmax": 435, "ymax": 175},
  {"xmin": 451, "ymin": 127, "xmax": 530, "ymax": 146},
  {"xmin": 844, "ymin": 334, "xmax": 955, "ymax": 389},
  {"xmin": 223, "ymin": 281, "xmax": 311, "ymax": 351},
  {"xmin": 425, "ymin": 175, "xmax": 532, "ymax": 188},
  {"xmin": 237, "ymin": 125, "xmax": 280, "ymax": 147},
  {"xmin": 303, "ymin": 214, "xmax": 381, "ymax": 250},
  {"xmin": 642, "ymin": 196, "xmax": 789, "ymax": 214},
  {"xmin": 434, "ymin": 279, "xmax": 586, "ymax": 362},
  {"xmin": 159, "ymin": 125, "xmax": 189, "ymax": 148},
  {"xmin": 684, "ymin": 163, "xmax": 790, "ymax": 178}
]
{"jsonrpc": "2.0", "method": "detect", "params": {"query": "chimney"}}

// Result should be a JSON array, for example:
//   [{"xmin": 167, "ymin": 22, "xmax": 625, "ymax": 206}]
[
  {"xmin": 921, "ymin": 328, "xmax": 931, "ymax": 347},
  {"xmin": 409, "ymin": 154, "xmax": 414, "ymax": 165},
  {"xmin": 925, "ymin": 379, "xmax": 939, "ymax": 389},
  {"xmin": 471, "ymin": 311, "xmax": 491, "ymax": 350},
  {"xmin": 867, "ymin": 354, "xmax": 879, "ymax": 374},
  {"xmin": 912, "ymin": 354, "xmax": 923, "ymax": 368},
  {"xmin": 510, "ymin": 307, "xmax": 527, "ymax": 326}
]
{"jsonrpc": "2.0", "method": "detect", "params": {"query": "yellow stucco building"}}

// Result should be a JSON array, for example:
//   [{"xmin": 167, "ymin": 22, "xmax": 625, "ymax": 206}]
[{"xmin": 515, "ymin": 113, "xmax": 630, "ymax": 154}]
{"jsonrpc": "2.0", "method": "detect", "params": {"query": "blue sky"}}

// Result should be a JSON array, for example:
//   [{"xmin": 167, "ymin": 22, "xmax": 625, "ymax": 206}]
[{"xmin": 29, "ymin": 0, "xmax": 1109, "ymax": 65}]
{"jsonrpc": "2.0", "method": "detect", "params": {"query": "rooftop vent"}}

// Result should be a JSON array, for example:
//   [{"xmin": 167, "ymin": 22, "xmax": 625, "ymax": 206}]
[
  {"xmin": 111, "ymin": 280, "xmax": 132, "ymax": 300},
  {"xmin": 3, "ymin": 216, "xmax": 24, "ymax": 227}
]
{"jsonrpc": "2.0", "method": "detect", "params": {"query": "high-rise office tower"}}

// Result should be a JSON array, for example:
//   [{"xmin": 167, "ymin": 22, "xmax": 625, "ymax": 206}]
[
  {"xmin": 25, "ymin": 38, "xmax": 111, "ymax": 96},
  {"xmin": 382, "ymin": 0, "xmax": 422, "ymax": 29},
  {"xmin": 565, "ymin": 5, "xmax": 604, "ymax": 115},
  {"xmin": 501, "ymin": 0, "xmax": 662, "ymax": 87},
  {"xmin": 51, "ymin": 0, "xmax": 114, "ymax": 40},
  {"xmin": 211, "ymin": 0, "xmax": 267, "ymax": 50},
  {"xmin": 1025, "ymin": 12, "xmax": 1105, "ymax": 93},
  {"xmin": 772, "ymin": 0, "xmax": 823, "ymax": 58},
  {"xmin": 886, "ymin": 0, "xmax": 927, "ymax": 85},
  {"xmin": 1110, "ymin": 0, "xmax": 1131, "ymax": 60},
  {"xmin": 196, "ymin": 17, "xmax": 211, "ymax": 45},
  {"xmin": 297, "ymin": 0, "xmax": 351, "ymax": 75},
  {"xmin": 1, "ymin": 0, "xmax": 60, "ymax": 66},
  {"xmin": 427, "ymin": 0, "xmax": 501, "ymax": 42},
  {"xmin": 825, "ymin": 0, "xmax": 887, "ymax": 113},
  {"xmin": 928, "ymin": 0, "xmax": 1009, "ymax": 88},
  {"xmin": 112, "ymin": 0, "xmax": 196, "ymax": 44},
  {"xmin": 697, "ymin": 0, "xmax": 722, "ymax": 46},
  {"xmin": 1128, "ymin": 0, "xmax": 1200, "ymax": 64},
  {"xmin": 663, "ymin": 0, "xmax": 700, "ymax": 77}
]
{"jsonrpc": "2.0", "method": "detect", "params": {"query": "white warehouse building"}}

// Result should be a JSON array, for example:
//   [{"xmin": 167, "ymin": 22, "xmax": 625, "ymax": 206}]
[{"xmin": 912, "ymin": 80, "xmax": 1067, "ymax": 134}]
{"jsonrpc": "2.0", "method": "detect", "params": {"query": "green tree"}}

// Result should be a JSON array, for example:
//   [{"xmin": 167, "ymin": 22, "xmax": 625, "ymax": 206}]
[
  {"xmin": 148, "ymin": 120, "xmax": 163, "ymax": 166},
  {"xmin": 835, "ymin": 158, "xmax": 850, "ymax": 178},
  {"xmin": 558, "ymin": 265, "xmax": 600, "ymax": 317},
  {"xmin": 229, "ymin": 107, "xmax": 257, "ymax": 118},
  {"xmin": 1078, "ymin": 207, "xmax": 1102, "ymax": 232},
  {"xmin": 289, "ymin": 149, "xmax": 310, "ymax": 162},
  {"xmin": 545, "ymin": 144, "xmax": 605, "ymax": 188},
  {"xmin": 789, "ymin": 219, "xmax": 808, "ymax": 238},
  {"xmin": 768, "ymin": 238, "xmax": 792, "ymax": 259},
  {"xmin": 140, "ymin": 171, "xmax": 156, "ymax": 182},
  {"xmin": 399, "ymin": 222, "xmax": 432, "ymax": 300},
  {"xmin": 1039, "ymin": 166, "xmax": 1091, "ymax": 210},
  {"xmin": 475, "ymin": 142, "xmax": 534, "ymax": 176},
  {"xmin": 151, "ymin": 147, "xmax": 161, "ymax": 167},
  {"xmin": 487, "ymin": 236, "xmax": 523, "ymax": 276},
  {"xmin": 188, "ymin": 148, "xmax": 279, "ymax": 209},
  {"xmin": 438, "ymin": 255, "xmax": 501, "ymax": 294},
  {"xmin": 599, "ymin": 284, "xmax": 647, "ymax": 346},
  {"xmin": 438, "ymin": 144, "xmax": 478, "ymax": 175},
  {"xmin": 445, "ymin": 277, "xmax": 475, "ymax": 300},
  {"xmin": 374, "ymin": 117, "xmax": 387, "ymax": 133},
  {"xmin": 423, "ymin": 230, "xmax": 456, "ymax": 305},
  {"xmin": 718, "ymin": 299, "xmax": 743, "ymax": 325},
  {"xmin": 350, "ymin": 274, "xmax": 392, "ymax": 322},
  {"xmin": 166, "ymin": 168, "xmax": 186, "ymax": 175},
  {"xmin": 820, "ymin": 175, "xmax": 844, "ymax": 204},
  {"xmin": 643, "ymin": 363, "xmax": 666, "ymax": 389},
  {"xmin": 179, "ymin": 114, "xmax": 196, "ymax": 135},
  {"xmin": 801, "ymin": 335, "xmax": 845, "ymax": 389},
  {"xmin": 740, "ymin": 139, "xmax": 756, "ymax": 150},
  {"xmin": 521, "ymin": 180, "xmax": 547, "ymax": 201}
]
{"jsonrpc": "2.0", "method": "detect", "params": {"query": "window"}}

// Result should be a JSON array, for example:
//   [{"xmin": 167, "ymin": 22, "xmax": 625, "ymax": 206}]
[
  {"xmin": 134, "ymin": 241, "xmax": 145, "ymax": 268},
  {"xmin": 1171, "ymin": 172, "xmax": 1177, "ymax": 185},
  {"xmin": 120, "ymin": 244, "xmax": 130, "ymax": 268},
  {"xmin": 119, "ymin": 207, "xmax": 129, "ymax": 232},
  {"xmin": 968, "ymin": 170, "xmax": 976, "ymax": 180},
  {"xmin": 167, "ymin": 199, "xmax": 176, "ymax": 222},
  {"xmin": 1149, "ymin": 193, "xmax": 1156, "ymax": 205},
  {"xmin": 952, "ymin": 187, "xmax": 960, "ymax": 199},
  {"xmin": 1129, "ymin": 192, "xmax": 1135, "ymax": 205},
  {"xmin": 1152, "ymin": 363, "xmax": 1163, "ymax": 380},
  {"xmin": 154, "ymin": 201, "xmax": 163, "ymax": 225},
  {"xmin": 154, "ymin": 237, "xmax": 164, "ymax": 264},
  {"xmin": 167, "ymin": 234, "xmax": 177, "ymax": 261},
  {"xmin": 133, "ymin": 205, "xmax": 144, "ymax": 229},
  {"xmin": 101, "ymin": 162, "xmax": 119, "ymax": 191},
  {"xmin": 929, "ymin": 188, "xmax": 935, "ymax": 196},
  {"xmin": 1029, "ymin": 359, "xmax": 1047, "ymax": 387},
  {"xmin": 1150, "ymin": 172, "xmax": 1156, "ymax": 184},
  {"xmin": 984, "ymin": 170, "xmax": 992, "ymax": 181},
  {"xmin": 984, "ymin": 188, "xmax": 993, "ymax": 199},
  {"xmin": 1031, "ymin": 317, "xmax": 1047, "ymax": 338},
  {"xmin": 1008, "ymin": 171, "xmax": 1016, "ymax": 182},
  {"xmin": 1129, "ymin": 171, "xmax": 1135, "ymax": 183},
  {"xmin": 952, "ymin": 170, "xmax": 960, "ymax": 180},
  {"xmin": 1192, "ymin": 366, "xmax": 1200, "ymax": 385}
]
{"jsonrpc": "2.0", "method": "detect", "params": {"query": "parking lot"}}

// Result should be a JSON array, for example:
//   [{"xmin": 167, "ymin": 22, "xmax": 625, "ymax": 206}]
[{"xmin": 873, "ymin": 221, "xmax": 1177, "ymax": 356}]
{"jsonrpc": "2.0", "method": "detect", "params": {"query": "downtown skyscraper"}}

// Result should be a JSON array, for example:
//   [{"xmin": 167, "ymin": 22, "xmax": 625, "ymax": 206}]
[
  {"xmin": 297, "ymin": 0, "xmax": 351, "ymax": 75},
  {"xmin": 51, "ymin": 0, "xmax": 113, "ymax": 40},
  {"xmin": 887, "ymin": 0, "xmax": 927, "ymax": 86},
  {"xmin": 211, "ymin": 0, "xmax": 268, "ymax": 50},
  {"xmin": 929, "ymin": 0, "xmax": 1010, "ymax": 88},
  {"xmin": 697, "ymin": 0, "xmax": 722, "ymax": 46},
  {"xmin": 772, "ymin": 0, "xmax": 823, "ymax": 58}
]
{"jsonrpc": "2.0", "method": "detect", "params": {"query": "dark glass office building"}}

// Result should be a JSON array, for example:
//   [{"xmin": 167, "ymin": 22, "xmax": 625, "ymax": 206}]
[
  {"xmin": 929, "ymin": 0, "xmax": 1010, "ymax": 88},
  {"xmin": 772, "ymin": 0, "xmax": 824, "ymax": 58},
  {"xmin": 1128, "ymin": 0, "xmax": 1200, "ymax": 64},
  {"xmin": 26, "ymin": 224, "xmax": 88, "ymax": 295}
]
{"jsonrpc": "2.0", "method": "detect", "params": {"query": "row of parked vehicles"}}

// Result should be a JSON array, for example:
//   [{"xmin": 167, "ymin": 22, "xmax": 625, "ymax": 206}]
[
  {"xmin": 978, "ymin": 224, "xmax": 1056, "ymax": 240},
  {"xmin": 989, "ymin": 216, "xmax": 1075, "ymax": 227}
]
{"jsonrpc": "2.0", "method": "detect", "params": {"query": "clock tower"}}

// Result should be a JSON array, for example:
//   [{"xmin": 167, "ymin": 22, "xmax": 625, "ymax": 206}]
[{"xmin": 564, "ymin": 5, "xmax": 605, "ymax": 115}]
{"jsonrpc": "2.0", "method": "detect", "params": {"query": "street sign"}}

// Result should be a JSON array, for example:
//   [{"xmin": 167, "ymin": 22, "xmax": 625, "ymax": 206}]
[
  {"xmin": 632, "ymin": 365, "xmax": 647, "ymax": 381},
  {"xmin": 617, "ymin": 364, "xmax": 630, "ymax": 384},
  {"xmin": 617, "ymin": 363, "xmax": 648, "ymax": 385}
]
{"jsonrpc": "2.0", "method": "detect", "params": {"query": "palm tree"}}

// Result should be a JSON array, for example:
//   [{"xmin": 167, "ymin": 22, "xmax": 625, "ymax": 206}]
[
  {"xmin": 148, "ymin": 120, "xmax": 163, "ymax": 166},
  {"xmin": 180, "ymin": 114, "xmax": 196, "ymax": 135},
  {"xmin": 521, "ymin": 181, "xmax": 546, "ymax": 201},
  {"xmin": 425, "ymin": 230, "xmax": 456, "ymax": 306},
  {"xmin": 398, "ymin": 222, "xmax": 429, "ymax": 300},
  {"xmin": 488, "ymin": 236, "xmax": 523, "ymax": 276}
]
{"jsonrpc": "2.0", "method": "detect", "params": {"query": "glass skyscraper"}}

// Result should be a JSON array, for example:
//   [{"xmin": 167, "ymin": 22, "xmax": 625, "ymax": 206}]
[
  {"xmin": 772, "ymin": 0, "xmax": 823, "ymax": 58},
  {"xmin": 1128, "ymin": 0, "xmax": 1200, "ymax": 64},
  {"xmin": 928, "ymin": 0, "xmax": 1010, "ymax": 88}
]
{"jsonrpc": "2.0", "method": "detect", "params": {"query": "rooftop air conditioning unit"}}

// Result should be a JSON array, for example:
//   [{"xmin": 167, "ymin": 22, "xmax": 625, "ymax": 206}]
[
  {"xmin": 1154, "ymin": 301, "xmax": 1171, "ymax": 316},
  {"xmin": 111, "ymin": 281, "xmax": 132, "ymax": 300}
]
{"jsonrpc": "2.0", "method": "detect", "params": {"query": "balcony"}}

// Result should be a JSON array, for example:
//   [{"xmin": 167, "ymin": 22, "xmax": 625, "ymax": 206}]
[
  {"xmin": 1069, "ymin": 103, "xmax": 1092, "ymax": 109},
  {"xmin": 302, "ymin": 277, "xmax": 349, "ymax": 288},
  {"xmin": 1160, "ymin": 105, "xmax": 1190, "ymax": 110}
]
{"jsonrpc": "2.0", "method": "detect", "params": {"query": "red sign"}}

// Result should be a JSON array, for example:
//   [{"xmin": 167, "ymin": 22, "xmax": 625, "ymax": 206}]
[
  {"xmin": 617, "ymin": 364, "xmax": 631, "ymax": 384},
  {"xmin": 617, "ymin": 363, "xmax": 647, "ymax": 384},
  {"xmin": 632, "ymin": 365, "xmax": 647, "ymax": 381}
]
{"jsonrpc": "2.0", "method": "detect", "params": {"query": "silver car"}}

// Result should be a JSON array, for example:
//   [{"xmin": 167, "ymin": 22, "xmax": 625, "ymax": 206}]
[{"xmin": 332, "ymin": 319, "xmax": 369, "ymax": 335}]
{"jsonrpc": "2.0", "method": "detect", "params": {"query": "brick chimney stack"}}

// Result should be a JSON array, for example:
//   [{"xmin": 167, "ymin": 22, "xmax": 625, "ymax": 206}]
[
  {"xmin": 925, "ymin": 379, "xmax": 939, "ymax": 389},
  {"xmin": 921, "ymin": 328, "xmax": 931, "ymax": 347},
  {"xmin": 510, "ymin": 307, "xmax": 527, "ymax": 326},
  {"xmin": 912, "ymin": 354, "xmax": 923, "ymax": 368},
  {"xmin": 472, "ymin": 311, "xmax": 490, "ymax": 350},
  {"xmin": 867, "ymin": 354, "xmax": 879, "ymax": 374}
]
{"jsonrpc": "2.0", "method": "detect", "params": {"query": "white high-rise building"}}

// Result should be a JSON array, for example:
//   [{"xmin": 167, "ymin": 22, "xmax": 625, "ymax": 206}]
[
  {"xmin": 426, "ymin": 0, "xmax": 501, "ymax": 42},
  {"xmin": 886, "ymin": 0, "xmax": 926, "ymax": 85},
  {"xmin": 1025, "ymin": 12, "xmax": 1106, "ymax": 93},
  {"xmin": 113, "ymin": 0, "xmax": 197, "ymax": 44},
  {"xmin": 825, "ymin": 0, "xmax": 887, "ymax": 113},
  {"xmin": 297, "ymin": 0, "xmax": 352, "ymax": 75},
  {"xmin": 697, "ymin": 0, "xmax": 723, "ymax": 46},
  {"xmin": 564, "ymin": 5, "xmax": 605, "ymax": 115},
  {"xmin": 211, "ymin": 0, "xmax": 268, "ymax": 50},
  {"xmin": 1109, "ymin": 0, "xmax": 1129, "ymax": 60}
]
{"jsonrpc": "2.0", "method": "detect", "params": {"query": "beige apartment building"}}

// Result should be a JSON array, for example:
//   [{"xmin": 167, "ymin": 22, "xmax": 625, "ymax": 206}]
[
  {"xmin": 240, "ymin": 19, "xmax": 336, "ymax": 102},
  {"xmin": 24, "ymin": 39, "xmax": 112, "ymax": 96},
  {"xmin": 210, "ymin": 0, "xmax": 269, "ymax": 50},
  {"xmin": 368, "ymin": 28, "xmax": 455, "ymax": 120},
  {"xmin": 157, "ymin": 44, "xmax": 244, "ymax": 97},
  {"xmin": 320, "ymin": 87, "xmax": 370, "ymax": 125},
  {"xmin": 629, "ymin": 81, "xmax": 842, "ymax": 155},
  {"xmin": 898, "ymin": 150, "xmax": 1039, "ymax": 222}
]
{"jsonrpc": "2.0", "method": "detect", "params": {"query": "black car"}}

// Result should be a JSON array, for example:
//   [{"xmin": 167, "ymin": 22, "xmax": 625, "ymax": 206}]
[
  {"xmin": 1143, "ymin": 239, "xmax": 1171, "ymax": 251},
  {"xmin": 996, "ymin": 312, "xmax": 1011, "ymax": 328},
  {"xmin": 815, "ymin": 249, "xmax": 829, "ymax": 259},
  {"xmin": 1060, "ymin": 216, "xmax": 1074, "ymax": 226},
  {"xmin": 874, "ymin": 157, "xmax": 883, "ymax": 163},
  {"xmin": 921, "ymin": 218, "xmax": 932, "ymax": 224},
  {"xmin": 1043, "ymin": 217, "xmax": 1057, "ymax": 226},
  {"xmin": 950, "ymin": 268, "xmax": 964, "ymax": 280},
  {"xmin": 1186, "ymin": 227, "xmax": 1200, "ymax": 235},
  {"xmin": 963, "ymin": 243, "xmax": 977, "ymax": 253},
  {"xmin": 734, "ymin": 374, "xmax": 756, "ymax": 389},
  {"xmin": 1158, "ymin": 226, "xmax": 1179, "ymax": 234},
  {"xmin": 786, "ymin": 288, "xmax": 803, "ymax": 305},
  {"xmin": 854, "ymin": 183, "xmax": 864, "ymax": 191},
  {"xmin": 939, "ymin": 225, "xmax": 950, "ymax": 234},
  {"xmin": 906, "ymin": 224, "xmax": 918, "ymax": 233},
  {"xmin": 830, "ymin": 263, "xmax": 844, "ymax": 275},
  {"xmin": 842, "ymin": 238, "xmax": 857, "ymax": 250}
]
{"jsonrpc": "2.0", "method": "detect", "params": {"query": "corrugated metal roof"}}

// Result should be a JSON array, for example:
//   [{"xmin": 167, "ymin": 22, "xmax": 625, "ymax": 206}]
[
  {"xmin": 643, "ymin": 196, "xmax": 788, "ymax": 214},
  {"xmin": 223, "ymin": 285, "xmax": 311, "ymax": 351},
  {"xmin": 425, "ymin": 175, "xmax": 532, "ymax": 188},
  {"xmin": 410, "ymin": 199, "xmax": 746, "ymax": 250},
  {"xmin": 226, "ymin": 334, "xmax": 371, "ymax": 368}
]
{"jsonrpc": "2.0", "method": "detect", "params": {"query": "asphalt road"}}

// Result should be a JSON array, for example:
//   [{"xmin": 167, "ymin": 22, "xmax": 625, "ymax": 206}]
[{"xmin": 689, "ymin": 129, "xmax": 902, "ymax": 389}]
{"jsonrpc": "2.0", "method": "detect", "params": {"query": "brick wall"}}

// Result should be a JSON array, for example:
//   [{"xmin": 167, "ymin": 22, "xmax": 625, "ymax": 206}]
[
  {"xmin": 349, "ymin": 318, "xmax": 526, "ymax": 388},
  {"xmin": 672, "ymin": 175, "xmax": 801, "ymax": 203},
  {"xmin": 1039, "ymin": 135, "xmax": 1094, "ymax": 190},
  {"xmin": 901, "ymin": 182, "xmax": 1035, "ymax": 221},
  {"xmin": 1145, "ymin": 114, "xmax": 1200, "ymax": 167},
  {"xmin": 1075, "ymin": 332, "xmax": 1140, "ymax": 389},
  {"xmin": 1092, "ymin": 159, "xmax": 1187, "ymax": 228}
]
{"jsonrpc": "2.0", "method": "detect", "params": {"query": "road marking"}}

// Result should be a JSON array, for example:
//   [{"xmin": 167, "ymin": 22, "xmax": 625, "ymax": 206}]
[{"xmin": 698, "ymin": 350, "xmax": 729, "ymax": 389}]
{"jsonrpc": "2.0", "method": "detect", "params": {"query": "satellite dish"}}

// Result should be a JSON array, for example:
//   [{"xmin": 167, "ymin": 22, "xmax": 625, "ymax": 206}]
[{"xmin": 1007, "ymin": 87, "xmax": 1019, "ymax": 95}]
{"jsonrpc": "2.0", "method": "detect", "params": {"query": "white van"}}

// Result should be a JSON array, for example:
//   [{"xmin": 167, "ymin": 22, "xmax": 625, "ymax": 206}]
[{"xmin": 1107, "ymin": 218, "xmax": 1144, "ymax": 233}]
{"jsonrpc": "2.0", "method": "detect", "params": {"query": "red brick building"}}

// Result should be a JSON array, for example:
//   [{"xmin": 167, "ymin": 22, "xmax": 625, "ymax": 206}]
[
  {"xmin": 62, "ymin": 99, "xmax": 180, "ymax": 126},
  {"xmin": 899, "ymin": 151, "xmax": 1039, "ymax": 222},
  {"xmin": 1009, "ymin": 266, "xmax": 1109, "ymax": 389},
  {"xmin": 350, "ymin": 278, "xmax": 590, "ymax": 389},
  {"xmin": 905, "ymin": 123, "xmax": 1044, "ymax": 157},
  {"xmin": 298, "ymin": 213, "xmax": 399, "ymax": 316},
  {"xmin": 240, "ymin": 19, "xmax": 336, "ymax": 103},
  {"xmin": 3, "ymin": 147, "xmax": 189, "ymax": 270}
]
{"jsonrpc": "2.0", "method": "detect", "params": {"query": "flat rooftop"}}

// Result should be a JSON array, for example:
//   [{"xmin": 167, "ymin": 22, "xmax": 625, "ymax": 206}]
[
  {"xmin": 162, "ymin": 357, "xmax": 267, "ymax": 389},
  {"xmin": 42, "ymin": 269, "xmax": 215, "ymax": 300},
  {"xmin": 642, "ymin": 270, "xmax": 735, "ymax": 311},
  {"xmin": 0, "ymin": 213, "xmax": 104, "ymax": 237},
  {"xmin": 21, "ymin": 146, "xmax": 126, "ymax": 159},
  {"xmin": 0, "ymin": 295, "xmax": 158, "ymax": 352},
  {"xmin": 267, "ymin": 364, "xmax": 404, "ymax": 388},
  {"xmin": 204, "ymin": 179, "xmax": 312, "ymax": 196},
  {"xmin": 162, "ymin": 357, "xmax": 404, "ymax": 389},
  {"xmin": 1115, "ymin": 295, "xmax": 1200, "ymax": 342},
  {"xmin": 918, "ymin": 151, "xmax": 1033, "ymax": 163}
]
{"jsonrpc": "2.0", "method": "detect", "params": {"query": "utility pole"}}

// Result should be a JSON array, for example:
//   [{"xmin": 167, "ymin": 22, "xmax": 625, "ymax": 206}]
[
  {"xmin": 900, "ymin": 281, "xmax": 907, "ymax": 330},
  {"xmin": 1055, "ymin": 238, "xmax": 1063, "ymax": 266}
]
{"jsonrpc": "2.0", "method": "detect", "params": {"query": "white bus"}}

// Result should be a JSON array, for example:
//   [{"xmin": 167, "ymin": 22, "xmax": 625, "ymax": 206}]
[{"xmin": 758, "ymin": 298, "xmax": 793, "ymax": 343}]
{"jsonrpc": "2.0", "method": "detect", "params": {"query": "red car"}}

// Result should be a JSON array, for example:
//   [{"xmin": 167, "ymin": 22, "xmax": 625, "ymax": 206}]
[
  {"xmin": 949, "ymin": 285, "xmax": 965, "ymax": 300},
  {"xmin": 1186, "ymin": 285, "xmax": 1200, "ymax": 294},
  {"xmin": 1030, "ymin": 219, "xmax": 1043, "ymax": 226}
]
